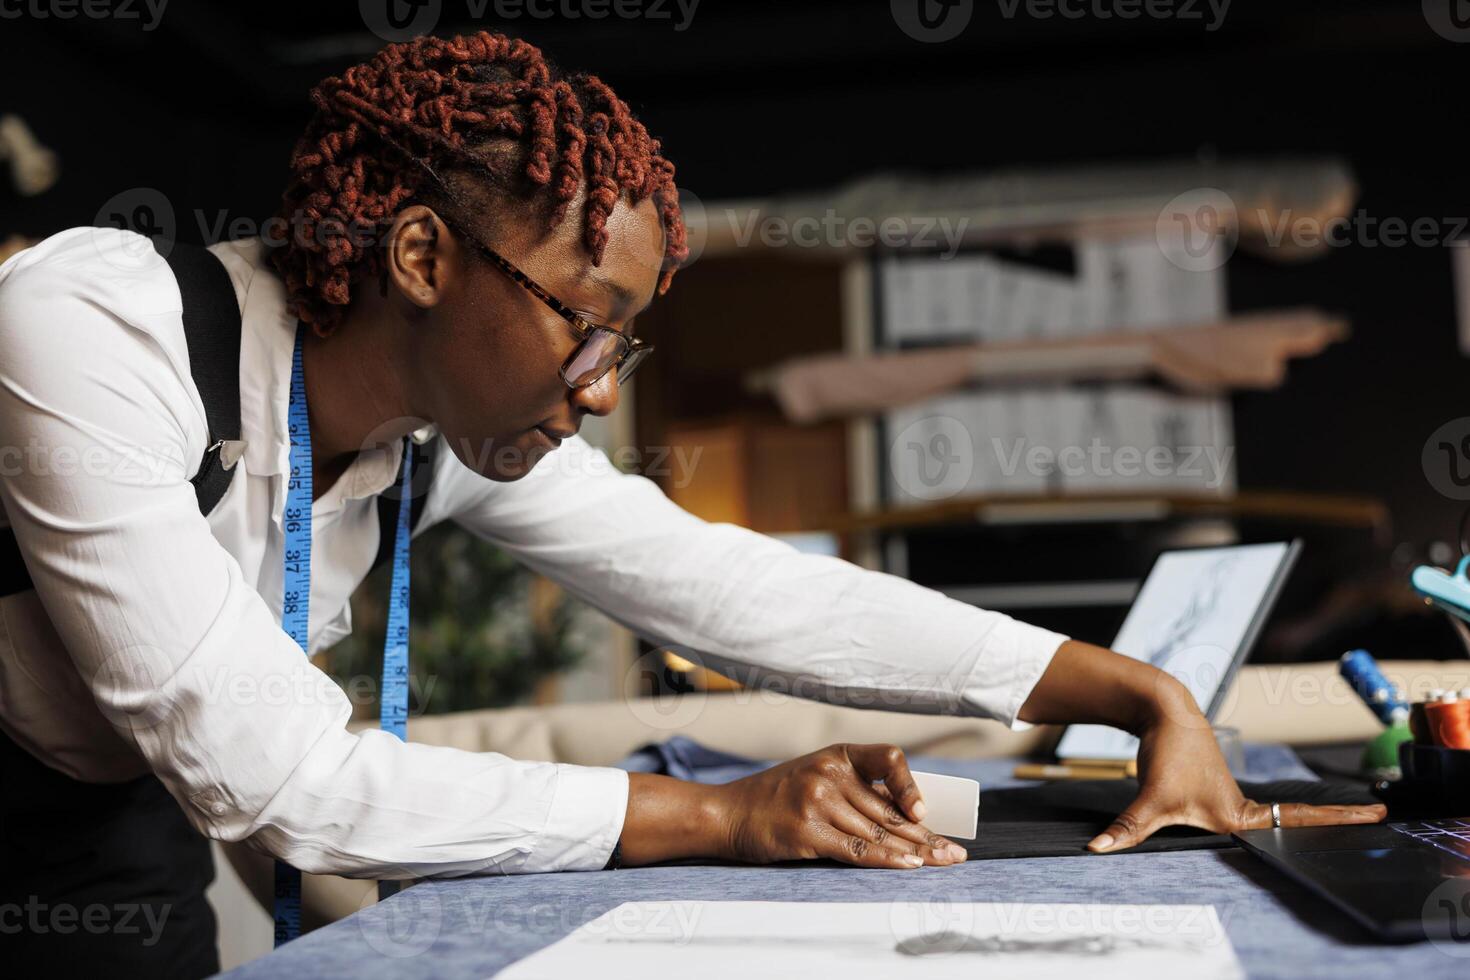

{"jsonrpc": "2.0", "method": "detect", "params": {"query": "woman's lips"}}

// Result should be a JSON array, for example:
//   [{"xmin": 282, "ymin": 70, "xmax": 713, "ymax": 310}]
[{"xmin": 533, "ymin": 425, "xmax": 574, "ymax": 448}]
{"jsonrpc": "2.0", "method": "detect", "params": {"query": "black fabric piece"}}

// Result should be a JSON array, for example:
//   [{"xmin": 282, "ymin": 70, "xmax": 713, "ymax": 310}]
[
  {"xmin": 370, "ymin": 436, "xmax": 437, "ymax": 575},
  {"xmin": 0, "ymin": 728, "xmax": 219, "ymax": 979},
  {"xmin": 162, "ymin": 242, "xmax": 243, "ymax": 517},
  {"xmin": 0, "ymin": 526, "xmax": 31, "ymax": 596},
  {"xmin": 0, "ymin": 240, "xmax": 242, "ymax": 599},
  {"xmin": 603, "ymin": 838, "xmax": 623, "ymax": 871},
  {"xmin": 962, "ymin": 778, "xmax": 1379, "ymax": 859}
]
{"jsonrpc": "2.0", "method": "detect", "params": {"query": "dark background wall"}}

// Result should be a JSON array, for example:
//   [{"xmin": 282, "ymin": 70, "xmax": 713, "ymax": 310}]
[{"xmin": 3, "ymin": 0, "xmax": 1468, "ymax": 651}]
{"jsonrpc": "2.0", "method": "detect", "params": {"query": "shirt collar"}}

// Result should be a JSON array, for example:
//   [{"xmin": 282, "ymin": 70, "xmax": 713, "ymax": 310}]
[{"xmin": 206, "ymin": 237, "xmax": 404, "ymax": 502}]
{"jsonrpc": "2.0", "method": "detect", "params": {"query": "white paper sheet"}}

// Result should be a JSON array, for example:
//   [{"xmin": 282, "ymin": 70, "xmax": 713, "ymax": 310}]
[
  {"xmin": 884, "ymin": 385, "xmax": 1234, "ymax": 506},
  {"xmin": 879, "ymin": 237, "xmax": 1225, "ymax": 347},
  {"xmin": 496, "ymin": 901, "xmax": 1244, "ymax": 980}
]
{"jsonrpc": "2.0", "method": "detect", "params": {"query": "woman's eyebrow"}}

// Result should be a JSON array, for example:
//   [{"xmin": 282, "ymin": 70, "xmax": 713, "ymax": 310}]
[{"xmin": 584, "ymin": 267, "xmax": 657, "ymax": 314}]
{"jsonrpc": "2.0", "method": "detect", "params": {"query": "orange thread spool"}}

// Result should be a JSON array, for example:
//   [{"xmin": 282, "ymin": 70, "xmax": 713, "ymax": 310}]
[{"xmin": 1425, "ymin": 699, "xmax": 1470, "ymax": 750}]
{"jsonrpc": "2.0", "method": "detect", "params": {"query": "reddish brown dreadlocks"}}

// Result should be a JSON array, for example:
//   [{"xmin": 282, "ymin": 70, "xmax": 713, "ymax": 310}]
[{"xmin": 270, "ymin": 30, "xmax": 687, "ymax": 333}]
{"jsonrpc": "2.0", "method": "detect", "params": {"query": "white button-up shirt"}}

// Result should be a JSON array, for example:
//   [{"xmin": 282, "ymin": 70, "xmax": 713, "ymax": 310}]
[{"xmin": 0, "ymin": 227, "xmax": 1067, "ymax": 879}]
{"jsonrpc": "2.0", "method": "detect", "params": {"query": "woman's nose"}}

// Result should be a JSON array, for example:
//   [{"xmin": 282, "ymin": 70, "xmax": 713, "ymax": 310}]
[{"xmin": 570, "ymin": 370, "xmax": 619, "ymax": 417}]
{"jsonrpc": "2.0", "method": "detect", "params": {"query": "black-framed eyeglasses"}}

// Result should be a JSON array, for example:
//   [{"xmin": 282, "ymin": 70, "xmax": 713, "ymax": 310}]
[{"xmin": 379, "ymin": 141, "xmax": 653, "ymax": 390}]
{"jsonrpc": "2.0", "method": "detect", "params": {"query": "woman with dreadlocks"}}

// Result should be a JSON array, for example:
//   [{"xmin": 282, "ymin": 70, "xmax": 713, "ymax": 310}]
[{"xmin": 0, "ymin": 31, "xmax": 1382, "ymax": 976}]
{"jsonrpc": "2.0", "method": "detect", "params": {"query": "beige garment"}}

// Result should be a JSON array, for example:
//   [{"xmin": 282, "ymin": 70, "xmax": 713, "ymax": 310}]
[{"xmin": 766, "ymin": 309, "xmax": 1347, "ymax": 423}]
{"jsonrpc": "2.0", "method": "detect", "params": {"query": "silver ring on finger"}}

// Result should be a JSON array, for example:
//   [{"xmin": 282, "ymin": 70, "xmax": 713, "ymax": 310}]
[{"xmin": 1270, "ymin": 802, "xmax": 1282, "ymax": 829}]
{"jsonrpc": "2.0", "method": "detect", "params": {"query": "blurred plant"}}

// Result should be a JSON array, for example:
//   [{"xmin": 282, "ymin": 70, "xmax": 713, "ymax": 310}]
[{"xmin": 329, "ymin": 522, "xmax": 584, "ymax": 717}]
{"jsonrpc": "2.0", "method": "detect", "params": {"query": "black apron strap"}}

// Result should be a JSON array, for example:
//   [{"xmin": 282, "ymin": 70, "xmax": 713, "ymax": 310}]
[
  {"xmin": 164, "ymin": 241, "xmax": 244, "ymax": 517},
  {"xmin": 0, "ymin": 239, "xmax": 242, "ymax": 598}
]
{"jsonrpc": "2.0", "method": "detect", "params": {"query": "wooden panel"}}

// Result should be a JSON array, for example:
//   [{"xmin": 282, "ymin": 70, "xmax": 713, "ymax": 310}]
[
  {"xmin": 745, "ymin": 421, "xmax": 849, "ymax": 532},
  {"xmin": 631, "ymin": 253, "xmax": 847, "ymax": 494},
  {"xmin": 665, "ymin": 415, "xmax": 848, "ymax": 534},
  {"xmin": 662, "ymin": 423, "xmax": 749, "ymax": 526}
]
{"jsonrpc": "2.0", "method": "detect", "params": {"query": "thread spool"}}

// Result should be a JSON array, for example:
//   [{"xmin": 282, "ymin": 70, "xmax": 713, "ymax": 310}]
[
  {"xmin": 1410, "ymin": 700, "xmax": 1433, "ymax": 744},
  {"xmin": 1338, "ymin": 650, "xmax": 1407, "ymax": 725},
  {"xmin": 1362, "ymin": 705, "xmax": 1414, "ymax": 778},
  {"xmin": 1425, "ymin": 698, "xmax": 1470, "ymax": 750}
]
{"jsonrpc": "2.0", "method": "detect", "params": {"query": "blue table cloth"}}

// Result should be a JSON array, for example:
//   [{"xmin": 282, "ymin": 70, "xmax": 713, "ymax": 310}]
[{"xmin": 219, "ymin": 742, "xmax": 1468, "ymax": 979}]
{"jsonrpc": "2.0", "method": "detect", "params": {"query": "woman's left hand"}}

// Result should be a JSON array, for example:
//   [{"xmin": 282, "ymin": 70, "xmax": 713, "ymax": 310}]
[{"xmin": 1087, "ymin": 686, "xmax": 1387, "ymax": 853}]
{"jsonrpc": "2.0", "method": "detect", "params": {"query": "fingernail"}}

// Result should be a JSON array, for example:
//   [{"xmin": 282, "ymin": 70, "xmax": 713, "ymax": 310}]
[
  {"xmin": 1089, "ymin": 834, "xmax": 1114, "ymax": 852},
  {"xmin": 912, "ymin": 800, "xmax": 928, "ymax": 822},
  {"xmin": 905, "ymin": 854, "xmax": 923, "ymax": 867},
  {"xmin": 946, "ymin": 843, "xmax": 967, "ymax": 861}
]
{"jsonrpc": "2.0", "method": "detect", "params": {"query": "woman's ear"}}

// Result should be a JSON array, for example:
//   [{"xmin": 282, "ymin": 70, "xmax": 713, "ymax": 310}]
[{"xmin": 385, "ymin": 204, "xmax": 455, "ymax": 310}]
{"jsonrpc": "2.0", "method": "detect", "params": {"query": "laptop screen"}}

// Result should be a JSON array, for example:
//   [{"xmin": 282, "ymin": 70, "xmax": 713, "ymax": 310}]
[{"xmin": 1054, "ymin": 541, "xmax": 1299, "ymax": 762}]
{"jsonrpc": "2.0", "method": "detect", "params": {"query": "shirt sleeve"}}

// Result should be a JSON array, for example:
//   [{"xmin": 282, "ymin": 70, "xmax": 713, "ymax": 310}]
[
  {"xmin": 436, "ymin": 434, "xmax": 1069, "ymax": 729},
  {"xmin": 0, "ymin": 230, "xmax": 625, "ymax": 878}
]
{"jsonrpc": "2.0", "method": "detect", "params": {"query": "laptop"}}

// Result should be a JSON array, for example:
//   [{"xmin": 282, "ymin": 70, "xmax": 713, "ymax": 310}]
[{"xmin": 1234, "ymin": 819, "xmax": 1470, "ymax": 941}]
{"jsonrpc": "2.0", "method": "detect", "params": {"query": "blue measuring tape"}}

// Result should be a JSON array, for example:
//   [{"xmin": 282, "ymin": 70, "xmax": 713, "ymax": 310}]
[
  {"xmin": 274, "ymin": 322, "xmax": 415, "ymax": 945},
  {"xmin": 380, "ymin": 445, "xmax": 413, "ymax": 742}
]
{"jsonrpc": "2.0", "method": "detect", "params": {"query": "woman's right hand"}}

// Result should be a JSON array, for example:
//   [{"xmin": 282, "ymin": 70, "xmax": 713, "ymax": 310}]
[{"xmin": 620, "ymin": 743, "xmax": 968, "ymax": 869}]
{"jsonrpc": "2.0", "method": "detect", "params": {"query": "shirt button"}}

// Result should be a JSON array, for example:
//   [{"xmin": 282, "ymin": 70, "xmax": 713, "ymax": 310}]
[{"xmin": 211, "ymin": 802, "xmax": 227, "ymax": 816}]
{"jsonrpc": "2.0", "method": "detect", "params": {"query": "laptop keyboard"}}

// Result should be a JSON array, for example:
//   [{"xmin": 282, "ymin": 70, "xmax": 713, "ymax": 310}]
[{"xmin": 1390, "ymin": 818, "xmax": 1470, "ymax": 861}]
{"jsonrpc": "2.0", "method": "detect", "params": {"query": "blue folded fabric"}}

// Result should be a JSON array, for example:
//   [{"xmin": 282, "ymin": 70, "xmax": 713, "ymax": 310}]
[
  {"xmin": 616, "ymin": 735, "xmax": 1319, "ymax": 786},
  {"xmin": 617, "ymin": 735, "xmax": 767, "ymax": 783}
]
